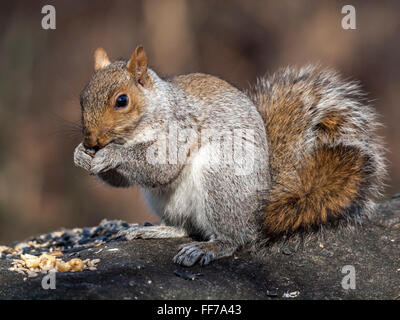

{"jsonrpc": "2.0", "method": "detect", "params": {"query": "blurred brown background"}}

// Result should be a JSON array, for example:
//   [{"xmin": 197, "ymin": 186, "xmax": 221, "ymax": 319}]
[{"xmin": 0, "ymin": 0, "xmax": 399, "ymax": 243}]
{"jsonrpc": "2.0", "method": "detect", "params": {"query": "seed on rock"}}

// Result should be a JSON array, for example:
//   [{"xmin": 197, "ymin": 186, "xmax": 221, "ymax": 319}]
[
  {"xmin": 48, "ymin": 251, "xmax": 63, "ymax": 257},
  {"xmin": 25, "ymin": 259, "xmax": 40, "ymax": 269},
  {"xmin": 27, "ymin": 270, "xmax": 38, "ymax": 278},
  {"xmin": 68, "ymin": 258, "xmax": 84, "ymax": 271},
  {"xmin": 21, "ymin": 254, "xmax": 38, "ymax": 261},
  {"xmin": 57, "ymin": 262, "xmax": 71, "ymax": 272}
]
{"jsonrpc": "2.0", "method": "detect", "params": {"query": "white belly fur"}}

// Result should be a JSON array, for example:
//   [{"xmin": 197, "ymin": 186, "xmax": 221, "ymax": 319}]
[{"xmin": 142, "ymin": 145, "xmax": 214, "ymax": 235}]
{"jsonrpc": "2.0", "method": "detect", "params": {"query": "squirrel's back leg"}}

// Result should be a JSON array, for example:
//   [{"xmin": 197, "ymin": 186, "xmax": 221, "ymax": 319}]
[
  {"xmin": 173, "ymin": 240, "xmax": 238, "ymax": 267},
  {"xmin": 170, "ymin": 151, "xmax": 267, "ymax": 265},
  {"xmin": 117, "ymin": 225, "xmax": 187, "ymax": 240},
  {"xmin": 117, "ymin": 225, "xmax": 240, "ymax": 266}
]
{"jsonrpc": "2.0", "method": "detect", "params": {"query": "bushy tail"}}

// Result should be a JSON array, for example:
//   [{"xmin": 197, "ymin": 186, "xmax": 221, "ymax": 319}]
[{"xmin": 248, "ymin": 66, "xmax": 386, "ymax": 236}]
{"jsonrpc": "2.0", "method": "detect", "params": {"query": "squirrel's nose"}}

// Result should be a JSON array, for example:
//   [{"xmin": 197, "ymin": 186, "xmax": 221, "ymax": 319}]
[
  {"xmin": 83, "ymin": 131, "xmax": 110, "ymax": 151},
  {"xmin": 83, "ymin": 133, "xmax": 100, "ymax": 151}
]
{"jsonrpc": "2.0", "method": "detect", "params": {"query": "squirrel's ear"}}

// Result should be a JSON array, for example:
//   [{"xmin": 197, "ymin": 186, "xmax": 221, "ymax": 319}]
[
  {"xmin": 94, "ymin": 48, "xmax": 110, "ymax": 71},
  {"xmin": 127, "ymin": 45, "xmax": 151, "ymax": 88}
]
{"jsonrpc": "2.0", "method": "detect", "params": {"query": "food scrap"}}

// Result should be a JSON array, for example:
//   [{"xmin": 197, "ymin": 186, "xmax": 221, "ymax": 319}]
[
  {"xmin": 8, "ymin": 252, "xmax": 100, "ymax": 278},
  {"xmin": 0, "ymin": 219, "xmax": 154, "ymax": 279},
  {"xmin": 282, "ymin": 290, "xmax": 300, "ymax": 298},
  {"xmin": 0, "ymin": 220, "xmax": 137, "ymax": 260}
]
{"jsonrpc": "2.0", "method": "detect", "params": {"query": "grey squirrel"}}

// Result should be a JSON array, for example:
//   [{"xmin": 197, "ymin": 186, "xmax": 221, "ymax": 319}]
[{"xmin": 74, "ymin": 45, "xmax": 386, "ymax": 266}]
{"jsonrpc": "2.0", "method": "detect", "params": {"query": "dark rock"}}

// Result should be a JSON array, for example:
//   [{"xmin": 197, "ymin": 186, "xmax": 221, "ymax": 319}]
[
  {"xmin": 266, "ymin": 289, "xmax": 278, "ymax": 297},
  {"xmin": 61, "ymin": 233, "xmax": 71, "ymax": 241},
  {"xmin": 174, "ymin": 269, "xmax": 203, "ymax": 280},
  {"xmin": 0, "ymin": 197, "xmax": 399, "ymax": 299},
  {"xmin": 55, "ymin": 241, "xmax": 67, "ymax": 247},
  {"xmin": 96, "ymin": 235, "xmax": 107, "ymax": 242},
  {"xmin": 92, "ymin": 227, "xmax": 105, "ymax": 237},
  {"xmin": 78, "ymin": 238, "xmax": 92, "ymax": 245},
  {"xmin": 61, "ymin": 247, "xmax": 87, "ymax": 254}
]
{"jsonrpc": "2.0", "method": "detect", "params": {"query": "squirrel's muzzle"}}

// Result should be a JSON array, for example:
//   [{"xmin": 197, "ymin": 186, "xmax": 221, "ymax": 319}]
[{"xmin": 83, "ymin": 130, "xmax": 108, "ymax": 151}]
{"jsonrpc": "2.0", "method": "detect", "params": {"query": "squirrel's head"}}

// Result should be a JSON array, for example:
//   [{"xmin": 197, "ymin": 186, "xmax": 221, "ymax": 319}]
[{"xmin": 80, "ymin": 45, "xmax": 152, "ymax": 151}]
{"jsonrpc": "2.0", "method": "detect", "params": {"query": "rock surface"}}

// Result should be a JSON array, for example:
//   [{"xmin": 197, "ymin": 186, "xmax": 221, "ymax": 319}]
[{"xmin": 0, "ymin": 196, "xmax": 399, "ymax": 300}]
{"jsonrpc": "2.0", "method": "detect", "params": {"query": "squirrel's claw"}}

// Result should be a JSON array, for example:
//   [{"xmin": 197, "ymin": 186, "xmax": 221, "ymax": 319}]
[
  {"xmin": 173, "ymin": 240, "xmax": 239, "ymax": 267},
  {"xmin": 173, "ymin": 242, "xmax": 212, "ymax": 267}
]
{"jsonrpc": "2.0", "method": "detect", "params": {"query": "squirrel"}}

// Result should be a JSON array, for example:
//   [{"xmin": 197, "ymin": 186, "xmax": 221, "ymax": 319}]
[{"xmin": 74, "ymin": 45, "xmax": 386, "ymax": 267}]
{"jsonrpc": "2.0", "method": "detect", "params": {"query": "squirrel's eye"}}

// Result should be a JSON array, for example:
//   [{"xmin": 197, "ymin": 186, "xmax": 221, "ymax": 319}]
[{"xmin": 115, "ymin": 94, "xmax": 129, "ymax": 108}]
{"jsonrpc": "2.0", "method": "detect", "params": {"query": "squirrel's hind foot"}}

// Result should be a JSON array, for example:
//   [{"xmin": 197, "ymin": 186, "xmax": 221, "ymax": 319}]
[{"xmin": 173, "ymin": 240, "xmax": 238, "ymax": 267}]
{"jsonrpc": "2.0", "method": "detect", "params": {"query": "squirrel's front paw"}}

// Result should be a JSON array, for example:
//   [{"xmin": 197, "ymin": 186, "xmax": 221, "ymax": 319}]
[
  {"xmin": 90, "ymin": 144, "xmax": 122, "ymax": 175},
  {"xmin": 74, "ymin": 142, "xmax": 93, "ymax": 171}
]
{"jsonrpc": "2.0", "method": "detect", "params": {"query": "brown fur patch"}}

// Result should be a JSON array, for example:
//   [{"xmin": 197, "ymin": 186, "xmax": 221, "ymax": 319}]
[
  {"xmin": 316, "ymin": 111, "xmax": 349, "ymax": 140},
  {"xmin": 262, "ymin": 85, "xmax": 316, "ymax": 180},
  {"xmin": 172, "ymin": 73, "xmax": 234, "ymax": 99},
  {"xmin": 263, "ymin": 145, "xmax": 366, "ymax": 236},
  {"xmin": 200, "ymin": 242, "xmax": 217, "ymax": 252}
]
